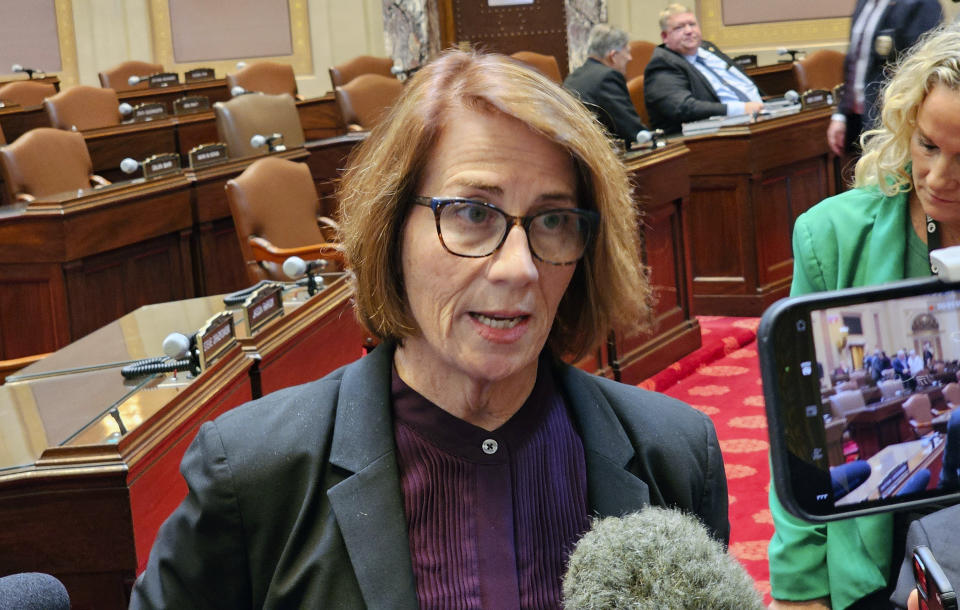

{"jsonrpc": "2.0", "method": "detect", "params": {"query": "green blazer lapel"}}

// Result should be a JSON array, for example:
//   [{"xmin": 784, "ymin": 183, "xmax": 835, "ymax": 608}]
[
  {"xmin": 327, "ymin": 343, "xmax": 419, "ymax": 609},
  {"xmin": 559, "ymin": 364, "xmax": 651, "ymax": 516}
]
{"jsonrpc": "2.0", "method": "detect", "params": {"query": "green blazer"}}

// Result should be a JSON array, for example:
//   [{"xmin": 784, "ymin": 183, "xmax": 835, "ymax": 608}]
[
  {"xmin": 769, "ymin": 186, "xmax": 930, "ymax": 609},
  {"xmin": 131, "ymin": 342, "xmax": 729, "ymax": 609}
]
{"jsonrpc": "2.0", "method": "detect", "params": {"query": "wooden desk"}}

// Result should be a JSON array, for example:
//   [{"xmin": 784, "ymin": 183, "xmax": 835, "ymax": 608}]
[
  {"xmin": 116, "ymin": 78, "xmax": 231, "ymax": 110},
  {"xmin": 745, "ymin": 62, "xmax": 797, "ymax": 97},
  {"xmin": 682, "ymin": 106, "xmax": 835, "ymax": 315},
  {"xmin": 298, "ymin": 93, "xmax": 346, "ymax": 140},
  {"xmin": 0, "ymin": 280, "xmax": 365, "ymax": 609},
  {"xmin": 0, "ymin": 103, "xmax": 50, "ymax": 142},
  {"xmin": 82, "ymin": 120, "xmax": 180, "ymax": 183},
  {"xmin": 0, "ymin": 176, "xmax": 194, "ymax": 360},
  {"xmin": 611, "ymin": 142, "xmax": 701, "ymax": 383},
  {"xmin": 836, "ymin": 436, "xmax": 943, "ymax": 505},
  {"xmin": 0, "ymin": 74, "xmax": 60, "ymax": 90}
]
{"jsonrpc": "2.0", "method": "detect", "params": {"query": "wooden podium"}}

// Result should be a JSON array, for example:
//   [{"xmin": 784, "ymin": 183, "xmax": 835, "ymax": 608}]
[
  {"xmin": 0, "ymin": 278, "xmax": 366, "ymax": 609},
  {"xmin": 682, "ymin": 106, "xmax": 835, "ymax": 316}
]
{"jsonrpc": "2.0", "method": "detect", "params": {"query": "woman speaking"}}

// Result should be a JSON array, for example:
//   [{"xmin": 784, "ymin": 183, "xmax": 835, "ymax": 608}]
[{"xmin": 131, "ymin": 50, "xmax": 729, "ymax": 608}]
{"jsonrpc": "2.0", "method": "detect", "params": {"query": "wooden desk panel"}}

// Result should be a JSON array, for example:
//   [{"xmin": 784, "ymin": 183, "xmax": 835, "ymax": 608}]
[
  {"xmin": 682, "ymin": 106, "xmax": 834, "ymax": 315},
  {"xmin": 0, "ymin": 104, "xmax": 49, "ymax": 142},
  {"xmin": 83, "ymin": 120, "xmax": 180, "ymax": 183},
  {"xmin": 612, "ymin": 143, "xmax": 701, "ymax": 383},
  {"xmin": 0, "ymin": 176, "xmax": 195, "ymax": 359},
  {"xmin": 298, "ymin": 94, "xmax": 346, "ymax": 140},
  {"xmin": 746, "ymin": 62, "xmax": 797, "ymax": 96},
  {"xmin": 116, "ymin": 78, "xmax": 231, "ymax": 110}
]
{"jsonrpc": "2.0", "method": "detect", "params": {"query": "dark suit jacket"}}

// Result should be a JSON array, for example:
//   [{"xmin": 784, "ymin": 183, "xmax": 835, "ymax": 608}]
[
  {"xmin": 563, "ymin": 57, "xmax": 648, "ymax": 145},
  {"xmin": 643, "ymin": 41, "xmax": 754, "ymax": 134},
  {"xmin": 131, "ymin": 343, "xmax": 729, "ymax": 609},
  {"xmin": 840, "ymin": 0, "xmax": 941, "ymax": 127},
  {"xmin": 890, "ymin": 503, "xmax": 960, "ymax": 607}
]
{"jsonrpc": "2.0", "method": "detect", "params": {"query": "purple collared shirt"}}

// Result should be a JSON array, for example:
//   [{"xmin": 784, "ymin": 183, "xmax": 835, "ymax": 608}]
[{"xmin": 392, "ymin": 358, "xmax": 590, "ymax": 609}]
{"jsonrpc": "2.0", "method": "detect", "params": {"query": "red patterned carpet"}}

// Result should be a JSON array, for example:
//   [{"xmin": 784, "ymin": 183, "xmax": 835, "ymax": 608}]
[{"xmin": 640, "ymin": 316, "xmax": 773, "ymax": 602}]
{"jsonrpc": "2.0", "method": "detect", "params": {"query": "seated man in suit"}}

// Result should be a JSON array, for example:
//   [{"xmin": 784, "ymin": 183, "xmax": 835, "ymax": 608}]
[
  {"xmin": 563, "ymin": 24, "xmax": 649, "ymax": 147},
  {"xmin": 644, "ymin": 3, "xmax": 764, "ymax": 134}
]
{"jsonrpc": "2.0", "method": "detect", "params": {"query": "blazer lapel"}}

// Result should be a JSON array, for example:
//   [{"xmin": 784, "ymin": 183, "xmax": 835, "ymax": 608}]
[
  {"xmin": 326, "ymin": 343, "xmax": 419, "ymax": 609},
  {"xmin": 559, "ymin": 364, "xmax": 651, "ymax": 517}
]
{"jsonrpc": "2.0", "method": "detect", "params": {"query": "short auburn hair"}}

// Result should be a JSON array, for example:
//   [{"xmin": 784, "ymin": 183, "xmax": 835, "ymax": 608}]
[{"xmin": 337, "ymin": 49, "xmax": 652, "ymax": 360}]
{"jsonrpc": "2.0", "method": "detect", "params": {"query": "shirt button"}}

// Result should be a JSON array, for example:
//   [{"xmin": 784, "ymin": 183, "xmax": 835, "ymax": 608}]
[{"xmin": 481, "ymin": 439, "xmax": 498, "ymax": 455}]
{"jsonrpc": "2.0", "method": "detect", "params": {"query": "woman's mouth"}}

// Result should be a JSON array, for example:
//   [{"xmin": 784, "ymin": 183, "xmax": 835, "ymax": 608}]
[{"xmin": 470, "ymin": 312, "xmax": 528, "ymax": 329}]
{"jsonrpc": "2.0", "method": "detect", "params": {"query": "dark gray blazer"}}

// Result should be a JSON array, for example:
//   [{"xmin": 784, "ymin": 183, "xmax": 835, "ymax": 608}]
[
  {"xmin": 130, "ymin": 343, "xmax": 729, "ymax": 609},
  {"xmin": 563, "ymin": 57, "xmax": 648, "ymax": 145},
  {"xmin": 643, "ymin": 41, "xmax": 751, "ymax": 134}
]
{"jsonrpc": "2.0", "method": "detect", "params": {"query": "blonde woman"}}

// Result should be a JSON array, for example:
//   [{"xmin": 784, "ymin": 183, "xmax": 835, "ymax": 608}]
[{"xmin": 770, "ymin": 24, "xmax": 960, "ymax": 610}]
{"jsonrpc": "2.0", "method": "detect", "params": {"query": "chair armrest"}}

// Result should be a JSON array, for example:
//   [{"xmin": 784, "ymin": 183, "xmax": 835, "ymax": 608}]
[
  {"xmin": 90, "ymin": 174, "xmax": 111, "ymax": 187},
  {"xmin": 346, "ymin": 124, "xmax": 366, "ymax": 132},
  {"xmin": 248, "ymin": 236, "xmax": 345, "ymax": 265},
  {"xmin": 14, "ymin": 193, "xmax": 35, "ymax": 203}
]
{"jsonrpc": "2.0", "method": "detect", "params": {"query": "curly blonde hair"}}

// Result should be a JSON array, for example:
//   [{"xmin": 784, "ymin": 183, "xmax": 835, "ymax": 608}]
[
  {"xmin": 337, "ymin": 49, "xmax": 653, "ymax": 360},
  {"xmin": 855, "ymin": 24, "xmax": 960, "ymax": 195}
]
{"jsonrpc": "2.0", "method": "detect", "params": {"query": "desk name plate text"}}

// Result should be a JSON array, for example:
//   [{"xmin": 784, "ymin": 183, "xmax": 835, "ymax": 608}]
[
  {"xmin": 173, "ymin": 95, "xmax": 210, "ymax": 115},
  {"xmin": 184, "ymin": 68, "xmax": 216, "ymax": 83},
  {"xmin": 149, "ymin": 72, "xmax": 180, "ymax": 88},
  {"xmin": 132, "ymin": 102, "xmax": 168, "ymax": 122},
  {"xmin": 243, "ymin": 284, "xmax": 284, "ymax": 334},
  {"xmin": 188, "ymin": 143, "xmax": 228, "ymax": 169},
  {"xmin": 197, "ymin": 311, "xmax": 236, "ymax": 371},
  {"xmin": 142, "ymin": 153, "xmax": 182, "ymax": 179}
]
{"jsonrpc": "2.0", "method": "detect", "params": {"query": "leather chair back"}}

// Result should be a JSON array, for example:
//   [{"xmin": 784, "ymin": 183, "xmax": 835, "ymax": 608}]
[
  {"xmin": 625, "ymin": 40, "xmax": 657, "ymax": 81},
  {"xmin": 626, "ymin": 75, "xmax": 650, "ymax": 125},
  {"xmin": 0, "ymin": 81, "xmax": 57, "ymax": 107},
  {"xmin": 878, "ymin": 378, "xmax": 903, "ymax": 399},
  {"xmin": 943, "ymin": 382, "xmax": 960, "ymax": 407},
  {"xmin": 44, "ymin": 86, "xmax": 121, "ymax": 131},
  {"xmin": 509, "ymin": 51, "xmax": 562, "ymax": 84},
  {"xmin": 334, "ymin": 74, "xmax": 403, "ymax": 131},
  {"xmin": 849, "ymin": 370, "xmax": 868, "ymax": 387},
  {"xmin": 792, "ymin": 49, "xmax": 845, "ymax": 92},
  {"xmin": 98, "ymin": 60, "xmax": 164, "ymax": 91},
  {"xmin": 213, "ymin": 93, "xmax": 305, "ymax": 159},
  {"xmin": 225, "ymin": 157, "xmax": 327, "ymax": 281},
  {"xmin": 0, "ymin": 128, "xmax": 94, "ymax": 201},
  {"xmin": 903, "ymin": 393, "xmax": 934, "ymax": 425},
  {"xmin": 227, "ymin": 61, "xmax": 297, "ymax": 96},
  {"xmin": 329, "ymin": 55, "xmax": 394, "ymax": 89},
  {"xmin": 828, "ymin": 389, "xmax": 865, "ymax": 419}
]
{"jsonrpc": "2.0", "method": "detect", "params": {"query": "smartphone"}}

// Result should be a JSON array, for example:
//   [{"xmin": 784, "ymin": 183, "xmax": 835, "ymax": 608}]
[
  {"xmin": 759, "ymin": 276, "xmax": 960, "ymax": 521},
  {"xmin": 914, "ymin": 545, "xmax": 957, "ymax": 610}
]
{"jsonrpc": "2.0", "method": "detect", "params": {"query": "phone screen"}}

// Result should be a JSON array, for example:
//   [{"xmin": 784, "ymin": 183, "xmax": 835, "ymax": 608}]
[{"xmin": 760, "ymin": 277, "xmax": 960, "ymax": 520}]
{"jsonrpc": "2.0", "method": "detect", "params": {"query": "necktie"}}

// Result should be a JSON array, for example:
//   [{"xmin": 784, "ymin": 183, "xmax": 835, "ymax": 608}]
[{"xmin": 696, "ymin": 56, "xmax": 751, "ymax": 102}]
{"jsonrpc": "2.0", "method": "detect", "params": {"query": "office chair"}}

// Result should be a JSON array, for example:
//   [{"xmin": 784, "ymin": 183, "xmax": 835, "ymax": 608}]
[
  {"xmin": 828, "ymin": 389, "xmax": 866, "ymax": 419},
  {"xmin": 0, "ymin": 81, "xmax": 57, "ymax": 107},
  {"xmin": 44, "ymin": 85, "xmax": 121, "ymax": 131},
  {"xmin": 942, "ymin": 381, "xmax": 960, "ymax": 409},
  {"xmin": 225, "ymin": 156, "xmax": 343, "ymax": 282},
  {"xmin": 333, "ymin": 74, "xmax": 403, "ymax": 131},
  {"xmin": 626, "ymin": 75, "xmax": 650, "ymax": 125},
  {"xmin": 878, "ymin": 378, "xmax": 904, "ymax": 400},
  {"xmin": 99, "ymin": 60, "xmax": 164, "ymax": 91},
  {"xmin": 625, "ymin": 40, "xmax": 657, "ymax": 81},
  {"xmin": 903, "ymin": 393, "xmax": 935, "ymax": 438},
  {"xmin": 0, "ymin": 128, "xmax": 109, "ymax": 203},
  {"xmin": 227, "ymin": 61, "xmax": 298, "ymax": 97},
  {"xmin": 329, "ymin": 55, "xmax": 394, "ymax": 89},
  {"xmin": 509, "ymin": 51, "xmax": 563, "ymax": 85},
  {"xmin": 213, "ymin": 93, "xmax": 305, "ymax": 159},
  {"xmin": 792, "ymin": 50, "xmax": 845, "ymax": 93}
]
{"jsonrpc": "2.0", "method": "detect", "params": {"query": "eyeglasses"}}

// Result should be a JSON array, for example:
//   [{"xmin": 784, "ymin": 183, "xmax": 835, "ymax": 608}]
[{"xmin": 413, "ymin": 196, "xmax": 599, "ymax": 265}]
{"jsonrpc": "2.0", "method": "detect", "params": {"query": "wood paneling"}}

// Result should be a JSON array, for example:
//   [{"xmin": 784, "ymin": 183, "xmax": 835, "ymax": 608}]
[{"xmin": 683, "ymin": 106, "xmax": 834, "ymax": 315}]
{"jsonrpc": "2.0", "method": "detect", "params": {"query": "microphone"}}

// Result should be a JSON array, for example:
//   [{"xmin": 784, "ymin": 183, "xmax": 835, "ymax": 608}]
[
  {"xmin": 231, "ymin": 85, "xmax": 248, "ymax": 97},
  {"xmin": 636, "ymin": 128, "xmax": 665, "ymax": 147},
  {"xmin": 284, "ymin": 255, "xmax": 329, "ymax": 296},
  {"xmin": 235, "ymin": 61, "xmax": 247, "ymax": 70},
  {"xmin": 11, "ymin": 63, "xmax": 39, "ymax": 79},
  {"xmin": 777, "ymin": 47, "xmax": 801, "ymax": 62},
  {"xmin": 562, "ymin": 506, "xmax": 764, "ymax": 609},
  {"xmin": 0, "ymin": 572, "xmax": 70, "ymax": 610},
  {"xmin": 250, "ymin": 132, "xmax": 285, "ymax": 152},
  {"xmin": 127, "ymin": 74, "xmax": 152, "ymax": 86},
  {"xmin": 162, "ymin": 331, "xmax": 193, "ymax": 359},
  {"xmin": 784, "ymin": 89, "xmax": 800, "ymax": 104},
  {"xmin": 120, "ymin": 157, "xmax": 140, "ymax": 174},
  {"xmin": 118, "ymin": 102, "xmax": 134, "ymax": 117}
]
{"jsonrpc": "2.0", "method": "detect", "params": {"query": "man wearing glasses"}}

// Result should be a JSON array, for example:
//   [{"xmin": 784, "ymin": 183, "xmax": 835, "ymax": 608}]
[
  {"xmin": 644, "ymin": 3, "xmax": 763, "ymax": 134},
  {"xmin": 563, "ymin": 24, "xmax": 651, "ymax": 148}
]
